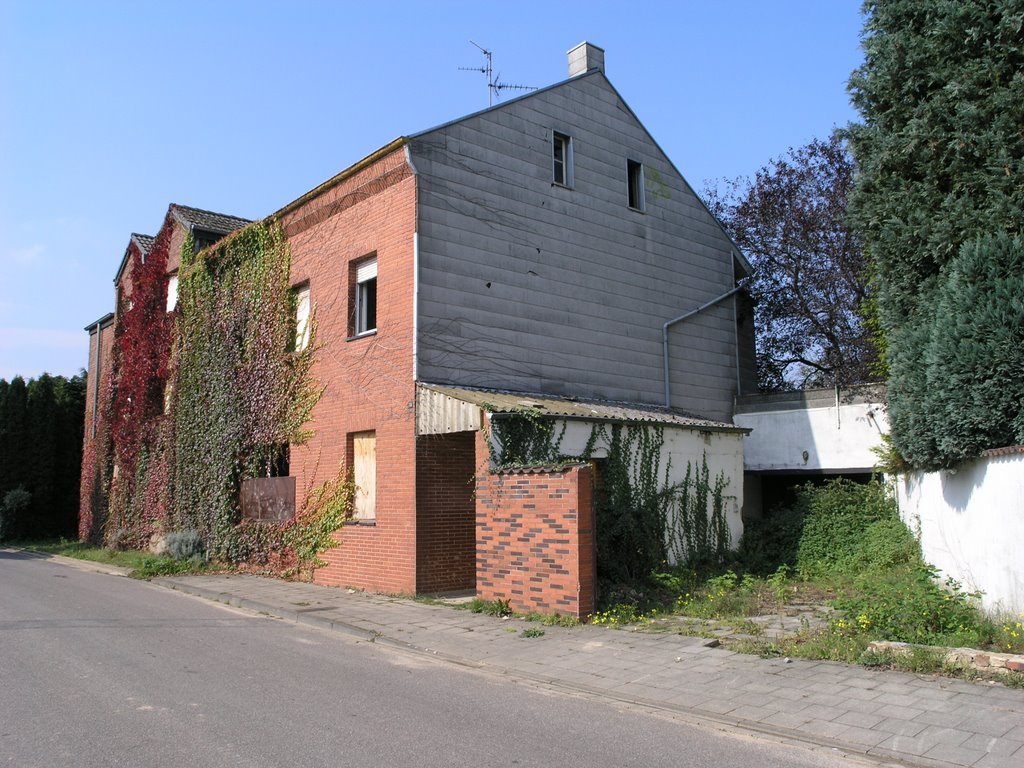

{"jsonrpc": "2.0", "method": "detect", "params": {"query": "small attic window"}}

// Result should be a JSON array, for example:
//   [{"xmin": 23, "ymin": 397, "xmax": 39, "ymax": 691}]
[
  {"xmin": 553, "ymin": 132, "xmax": 574, "ymax": 187},
  {"xmin": 627, "ymin": 160, "xmax": 645, "ymax": 211},
  {"xmin": 193, "ymin": 234, "xmax": 217, "ymax": 253}
]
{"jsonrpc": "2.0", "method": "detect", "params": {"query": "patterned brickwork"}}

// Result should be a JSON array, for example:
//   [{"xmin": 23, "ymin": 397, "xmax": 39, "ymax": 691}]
[{"xmin": 476, "ymin": 464, "xmax": 595, "ymax": 619}]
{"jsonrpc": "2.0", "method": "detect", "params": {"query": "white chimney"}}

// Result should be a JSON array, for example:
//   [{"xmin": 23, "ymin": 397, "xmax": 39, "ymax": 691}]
[{"xmin": 567, "ymin": 42, "xmax": 605, "ymax": 77}]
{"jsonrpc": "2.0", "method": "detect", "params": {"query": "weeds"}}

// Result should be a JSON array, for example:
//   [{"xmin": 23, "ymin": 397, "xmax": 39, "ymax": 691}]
[
  {"xmin": 466, "ymin": 598, "xmax": 512, "ymax": 617},
  {"xmin": 594, "ymin": 478, "xmax": 1024, "ymax": 680}
]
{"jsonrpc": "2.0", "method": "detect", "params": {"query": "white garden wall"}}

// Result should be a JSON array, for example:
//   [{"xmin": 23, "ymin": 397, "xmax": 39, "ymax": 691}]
[
  {"xmin": 734, "ymin": 387, "xmax": 888, "ymax": 473},
  {"xmin": 897, "ymin": 449, "xmax": 1024, "ymax": 615},
  {"xmin": 557, "ymin": 421, "xmax": 746, "ymax": 560}
]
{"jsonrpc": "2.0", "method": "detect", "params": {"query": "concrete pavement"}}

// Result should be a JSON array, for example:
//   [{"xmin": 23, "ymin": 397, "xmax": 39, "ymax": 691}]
[{"xmin": 150, "ymin": 573, "xmax": 1024, "ymax": 768}]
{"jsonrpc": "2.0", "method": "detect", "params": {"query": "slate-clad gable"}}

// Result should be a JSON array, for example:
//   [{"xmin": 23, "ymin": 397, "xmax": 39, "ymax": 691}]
[{"xmin": 410, "ymin": 70, "xmax": 750, "ymax": 421}]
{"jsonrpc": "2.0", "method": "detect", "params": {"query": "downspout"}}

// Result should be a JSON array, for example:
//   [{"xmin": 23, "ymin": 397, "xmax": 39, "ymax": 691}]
[
  {"xmin": 405, "ymin": 144, "xmax": 420, "ymax": 383},
  {"xmin": 662, "ymin": 286, "xmax": 741, "ymax": 408}
]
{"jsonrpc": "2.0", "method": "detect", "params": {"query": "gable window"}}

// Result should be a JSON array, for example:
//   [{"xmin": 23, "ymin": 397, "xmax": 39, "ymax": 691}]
[
  {"xmin": 627, "ymin": 159, "xmax": 645, "ymax": 211},
  {"xmin": 294, "ymin": 283, "xmax": 311, "ymax": 351},
  {"xmin": 354, "ymin": 257, "xmax": 377, "ymax": 336},
  {"xmin": 166, "ymin": 272, "xmax": 179, "ymax": 312},
  {"xmin": 552, "ymin": 131, "xmax": 573, "ymax": 187},
  {"xmin": 351, "ymin": 431, "xmax": 376, "ymax": 521}
]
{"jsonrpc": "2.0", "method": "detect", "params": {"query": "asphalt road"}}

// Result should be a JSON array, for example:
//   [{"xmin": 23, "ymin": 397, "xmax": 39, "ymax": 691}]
[{"xmin": 1, "ymin": 550, "xmax": 865, "ymax": 768}]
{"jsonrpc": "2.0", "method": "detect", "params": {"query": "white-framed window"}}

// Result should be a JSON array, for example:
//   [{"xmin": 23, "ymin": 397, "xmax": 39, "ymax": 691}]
[
  {"xmin": 354, "ymin": 257, "xmax": 377, "ymax": 335},
  {"xmin": 552, "ymin": 131, "xmax": 573, "ymax": 187},
  {"xmin": 166, "ymin": 272, "xmax": 179, "ymax": 312},
  {"xmin": 294, "ymin": 283, "xmax": 311, "ymax": 352},
  {"xmin": 352, "ymin": 430, "xmax": 376, "ymax": 521},
  {"xmin": 627, "ymin": 159, "xmax": 645, "ymax": 211}
]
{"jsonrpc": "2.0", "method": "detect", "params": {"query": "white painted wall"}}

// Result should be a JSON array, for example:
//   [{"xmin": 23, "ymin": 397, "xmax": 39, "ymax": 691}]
[
  {"xmin": 735, "ymin": 400, "xmax": 888, "ymax": 472},
  {"xmin": 897, "ymin": 452, "xmax": 1024, "ymax": 615},
  {"xmin": 486, "ymin": 418, "xmax": 746, "ymax": 562}
]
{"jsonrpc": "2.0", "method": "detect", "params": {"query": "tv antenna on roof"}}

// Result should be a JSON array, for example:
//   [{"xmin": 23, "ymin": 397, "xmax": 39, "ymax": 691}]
[{"xmin": 459, "ymin": 41, "xmax": 536, "ymax": 107}]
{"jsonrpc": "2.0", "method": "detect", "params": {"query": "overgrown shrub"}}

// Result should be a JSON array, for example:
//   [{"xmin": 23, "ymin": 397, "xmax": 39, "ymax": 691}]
[
  {"xmin": 736, "ymin": 501, "xmax": 805, "ymax": 575},
  {"xmin": 793, "ymin": 479, "xmax": 902, "ymax": 577},
  {"xmin": 164, "ymin": 530, "xmax": 205, "ymax": 562},
  {"xmin": 737, "ymin": 478, "xmax": 907, "ymax": 577},
  {"xmin": 833, "ymin": 568, "xmax": 986, "ymax": 647},
  {"xmin": 0, "ymin": 487, "xmax": 31, "ymax": 541},
  {"xmin": 848, "ymin": 2, "xmax": 1024, "ymax": 470}
]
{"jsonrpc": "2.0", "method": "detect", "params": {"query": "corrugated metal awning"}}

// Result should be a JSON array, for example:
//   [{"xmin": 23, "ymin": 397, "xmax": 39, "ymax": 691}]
[{"xmin": 416, "ymin": 383, "xmax": 747, "ymax": 436}]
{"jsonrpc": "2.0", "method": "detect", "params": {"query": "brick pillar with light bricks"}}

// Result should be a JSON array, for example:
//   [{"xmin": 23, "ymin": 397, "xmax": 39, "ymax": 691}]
[{"xmin": 475, "ymin": 462, "xmax": 596, "ymax": 619}]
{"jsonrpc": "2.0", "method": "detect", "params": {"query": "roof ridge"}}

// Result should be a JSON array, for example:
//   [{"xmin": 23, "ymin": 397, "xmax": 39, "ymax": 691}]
[{"xmin": 170, "ymin": 203, "xmax": 252, "ymax": 223}]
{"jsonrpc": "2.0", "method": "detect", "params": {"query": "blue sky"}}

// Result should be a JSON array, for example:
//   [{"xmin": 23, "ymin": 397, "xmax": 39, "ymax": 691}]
[{"xmin": 0, "ymin": 0, "xmax": 865, "ymax": 381}]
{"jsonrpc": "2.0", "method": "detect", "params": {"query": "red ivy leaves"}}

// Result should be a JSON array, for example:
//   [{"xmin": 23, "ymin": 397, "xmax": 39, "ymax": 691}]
[{"xmin": 110, "ymin": 230, "xmax": 173, "ymax": 474}]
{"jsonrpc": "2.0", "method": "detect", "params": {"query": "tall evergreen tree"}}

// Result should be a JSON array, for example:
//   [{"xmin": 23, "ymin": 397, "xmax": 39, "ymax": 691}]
[
  {"xmin": 0, "ymin": 378, "xmax": 9, "ymax": 495},
  {"xmin": 0, "ymin": 374, "xmax": 86, "ymax": 539},
  {"xmin": 847, "ymin": 0, "xmax": 1024, "ymax": 468},
  {"xmin": 54, "ymin": 372, "xmax": 86, "ymax": 537},
  {"xmin": 2, "ymin": 377, "xmax": 29, "ymax": 496},
  {"xmin": 27, "ymin": 374, "xmax": 59, "ymax": 537}
]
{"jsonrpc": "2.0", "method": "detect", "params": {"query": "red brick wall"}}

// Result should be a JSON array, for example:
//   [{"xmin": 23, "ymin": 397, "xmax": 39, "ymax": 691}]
[
  {"xmin": 78, "ymin": 318, "xmax": 115, "ymax": 540},
  {"xmin": 281, "ymin": 147, "xmax": 419, "ymax": 594},
  {"xmin": 476, "ymin": 464, "xmax": 596, "ymax": 619},
  {"xmin": 82, "ymin": 321, "xmax": 114, "ymax": 445},
  {"xmin": 416, "ymin": 432, "xmax": 477, "ymax": 593}
]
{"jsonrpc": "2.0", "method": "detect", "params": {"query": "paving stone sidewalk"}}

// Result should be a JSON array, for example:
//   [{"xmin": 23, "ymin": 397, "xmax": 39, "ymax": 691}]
[{"xmin": 155, "ymin": 574, "xmax": 1024, "ymax": 768}]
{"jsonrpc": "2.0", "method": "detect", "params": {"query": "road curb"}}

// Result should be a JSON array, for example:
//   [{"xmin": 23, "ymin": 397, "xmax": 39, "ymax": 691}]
[
  {"xmin": 153, "ymin": 578, "xmax": 381, "ymax": 643},
  {"xmin": 11, "ymin": 548, "xmax": 132, "ymax": 577}
]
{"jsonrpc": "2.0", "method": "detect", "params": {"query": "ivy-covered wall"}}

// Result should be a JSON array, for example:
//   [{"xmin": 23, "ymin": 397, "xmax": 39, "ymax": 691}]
[
  {"xmin": 80, "ymin": 215, "xmax": 331, "ymax": 570},
  {"xmin": 484, "ymin": 413, "xmax": 745, "ymax": 586},
  {"xmin": 172, "ymin": 222, "xmax": 321, "ymax": 559}
]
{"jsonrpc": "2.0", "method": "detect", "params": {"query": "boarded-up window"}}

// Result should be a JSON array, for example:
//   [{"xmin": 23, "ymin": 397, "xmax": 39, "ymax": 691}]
[
  {"xmin": 240, "ymin": 477, "xmax": 296, "ymax": 522},
  {"xmin": 353, "ymin": 431, "xmax": 376, "ymax": 520},
  {"xmin": 166, "ymin": 273, "xmax": 179, "ymax": 312}
]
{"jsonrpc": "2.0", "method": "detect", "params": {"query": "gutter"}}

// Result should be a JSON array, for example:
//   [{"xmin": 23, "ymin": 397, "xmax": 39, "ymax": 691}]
[{"xmin": 662, "ymin": 286, "xmax": 742, "ymax": 408}]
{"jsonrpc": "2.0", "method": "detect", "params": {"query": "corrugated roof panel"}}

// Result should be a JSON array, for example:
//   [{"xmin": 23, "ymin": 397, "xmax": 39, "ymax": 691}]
[
  {"xmin": 417, "ymin": 386, "xmax": 483, "ymax": 435},
  {"xmin": 417, "ymin": 383, "xmax": 746, "ymax": 433}
]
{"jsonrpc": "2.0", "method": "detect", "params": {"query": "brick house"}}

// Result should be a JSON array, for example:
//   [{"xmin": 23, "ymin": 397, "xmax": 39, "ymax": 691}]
[
  {"xmin": 80, "ymin": 208, "xmax": 250, "ymax": 540},
  {"xmin": 83, "ymin": 44, "xmax": 753, "ymax": 616}
]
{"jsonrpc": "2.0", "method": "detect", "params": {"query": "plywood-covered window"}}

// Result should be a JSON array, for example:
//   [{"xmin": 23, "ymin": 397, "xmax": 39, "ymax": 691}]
[
  {"xmin": 352, "ymin": 431, "xmax": 376, "ymax": 521},
  {"xmin": 166, "ymin": 272, "xmax": 179, "ymax": 312}
]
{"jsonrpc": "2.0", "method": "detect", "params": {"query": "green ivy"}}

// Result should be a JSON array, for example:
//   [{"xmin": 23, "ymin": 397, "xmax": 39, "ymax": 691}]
[
  {"xmin": 171, "ymin": 221, "xmax": 321, "ymax": 559},
  {"xmin": 665, "ymin": 453, "xmax": 731, "ymax": 569},
  {"xmin": 487, "ymin": 415, "xmax": 732, "ymax": 587},
  {"xmin": 287, "ymin": 470, "xmax": 356, "ymax": 577},
  {"xmin": 487, "ymin": 408, "xmax": 567, "ymax": 467}
]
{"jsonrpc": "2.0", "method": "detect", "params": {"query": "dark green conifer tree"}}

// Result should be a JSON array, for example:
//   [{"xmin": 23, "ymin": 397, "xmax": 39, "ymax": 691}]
[{"xmin": 847, "ymin": 0, "xmax": 1024, "ymax": 468}]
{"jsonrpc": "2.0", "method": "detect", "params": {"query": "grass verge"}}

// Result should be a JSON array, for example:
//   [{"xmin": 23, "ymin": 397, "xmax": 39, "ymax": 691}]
[{"xmin": 19, "ymin": 539, "xmax": 210, "ymax": 579}]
